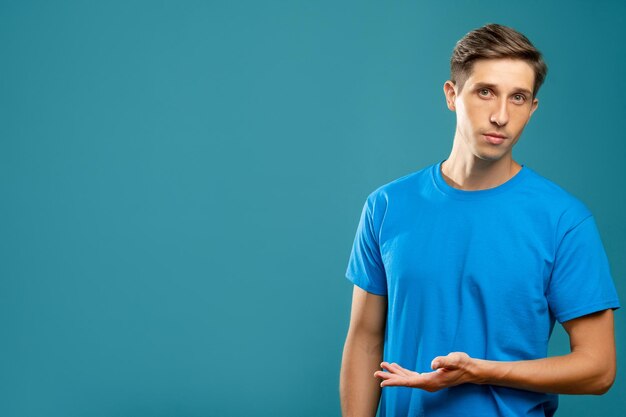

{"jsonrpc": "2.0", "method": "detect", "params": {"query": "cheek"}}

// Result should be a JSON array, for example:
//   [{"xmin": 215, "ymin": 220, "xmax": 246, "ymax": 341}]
[
  {"xmin": 510, "ymin": 111, "xmax": 531, "ymax": 128},
  {"xmin": 463, "ymin": 104, "xmax": 486, "ymax": 128}
]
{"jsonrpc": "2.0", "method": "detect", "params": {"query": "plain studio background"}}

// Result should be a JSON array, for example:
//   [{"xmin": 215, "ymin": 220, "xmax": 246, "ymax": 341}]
[{"xmin": 1, "ymin": 1, "xmax": 625, "ymax": 416}]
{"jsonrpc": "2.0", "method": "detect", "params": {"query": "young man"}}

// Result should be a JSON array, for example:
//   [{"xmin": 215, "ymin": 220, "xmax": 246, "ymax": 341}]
[{"xmin": 339, "ymin": 23, "xmax": 621, "ymax": 417}]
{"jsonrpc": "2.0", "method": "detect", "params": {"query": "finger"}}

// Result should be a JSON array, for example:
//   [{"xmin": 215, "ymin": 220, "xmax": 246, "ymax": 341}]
[
  {"xmin": 380, "ymin": 361, "xmax": 396, "ymax": 369},
  {"xmin": 374, "ymin": 370, "xmax": 393, "ymax": 380},
  {"xmin": 380, "ymin": 376, "xmax": 406, "ymax": 387},
  {"xmin": 381, "ymin": 362, "xmax": 412, "ymax": 377},
  {"xmin": 389, "ymin": 363, "xmax": 413, "ymax": 377},
  {"xmin": 389, "ymin": 362, "xmax": 412, "ymax": 375}
]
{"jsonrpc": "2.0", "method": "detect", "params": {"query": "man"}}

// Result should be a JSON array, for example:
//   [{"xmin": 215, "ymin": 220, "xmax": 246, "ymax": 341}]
[{"xmin": 339, "ymin": 23, "xmax": 621, "ymax": 417}]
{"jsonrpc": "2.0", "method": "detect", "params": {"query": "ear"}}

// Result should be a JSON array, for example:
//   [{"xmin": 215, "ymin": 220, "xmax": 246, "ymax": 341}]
[
  {"xmin": 443, "ymin": 81, "xmax": 457, "ymax": 111},
  {"xmin": 529, "ymin": 97, "xmax": 539, "ymax": 117}
]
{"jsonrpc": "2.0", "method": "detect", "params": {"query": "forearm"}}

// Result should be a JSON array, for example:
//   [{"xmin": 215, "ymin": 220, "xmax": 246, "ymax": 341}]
[
  {"xmin": 375, "ymin": 311, "xmax": 616, "ymax": 395},
  {"xmin": 340, "ymin": 333, "xmax": 384, "ymax": 417},
  {"xmin": 472, "ymin": 351, "xmax": 615, "ymax": 395}
]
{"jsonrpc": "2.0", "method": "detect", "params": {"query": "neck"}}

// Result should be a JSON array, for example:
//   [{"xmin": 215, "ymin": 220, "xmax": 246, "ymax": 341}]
[{"xmin": 441, "ymin": 144, "xmax": 521, "ymax": 191}]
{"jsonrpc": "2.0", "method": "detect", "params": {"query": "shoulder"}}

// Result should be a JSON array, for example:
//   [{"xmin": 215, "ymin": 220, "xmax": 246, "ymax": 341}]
[
  {"xmin": 359, "ymin": 164, "xmax": 433, "ymax": 225},
  {"xmin": 523, "ymin": 166, "xmax": 593, "ymax": 231},
  {"xmin": 365, "ymin": 163, "xmax": 433, "ymax": 205}
]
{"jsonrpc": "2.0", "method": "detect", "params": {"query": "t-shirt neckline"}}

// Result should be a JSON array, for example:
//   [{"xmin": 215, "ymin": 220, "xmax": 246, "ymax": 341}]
[{"xmin": 432, "ymin": 159, "xmax": 529, "ymax": 200}]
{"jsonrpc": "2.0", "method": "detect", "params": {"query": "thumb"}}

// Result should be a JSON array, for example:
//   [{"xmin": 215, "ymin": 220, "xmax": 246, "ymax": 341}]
[
  {"xmin": 431, "ymin": 353, "xmax": 458, "ymax": 370},
  {"xmin": 431, "ymin": 357, "xmax": 445, "ymax": 370}
]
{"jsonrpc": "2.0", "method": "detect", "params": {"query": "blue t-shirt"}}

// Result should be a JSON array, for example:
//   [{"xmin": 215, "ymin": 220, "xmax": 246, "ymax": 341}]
[{"xmin": 345, "ymin": 159, "xmax": 621, "ymax": 417}]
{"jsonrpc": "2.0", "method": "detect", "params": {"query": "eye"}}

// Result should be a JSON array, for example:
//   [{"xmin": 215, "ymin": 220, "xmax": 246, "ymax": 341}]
[
  {"xmin": 478, "ymin": 88, "xmax": 491, "ymax": 97},
  {"xmin": 513, "ymin": 93, "xmax": 526, "ymax": 103}
]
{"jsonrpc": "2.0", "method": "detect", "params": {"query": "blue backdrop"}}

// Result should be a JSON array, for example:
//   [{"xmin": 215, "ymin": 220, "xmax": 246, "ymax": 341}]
[{"xmin": 2, "ymin": 1, "xmax": 625, "ymax": 416}]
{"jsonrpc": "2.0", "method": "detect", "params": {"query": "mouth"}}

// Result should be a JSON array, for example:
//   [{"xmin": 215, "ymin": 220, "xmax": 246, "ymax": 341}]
[{"xmin": 483, "ymin": 133, "xmax": 506, "ymax": 145}]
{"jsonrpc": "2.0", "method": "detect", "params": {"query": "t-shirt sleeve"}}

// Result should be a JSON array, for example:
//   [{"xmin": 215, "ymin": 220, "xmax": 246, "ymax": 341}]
[
  {"xmin": 546, "ymin": 214, "xmax": 621, "ymax": 323},
  {"xmin": 345, "ymin": 193, "xmax": 388, "ymax": 296}
]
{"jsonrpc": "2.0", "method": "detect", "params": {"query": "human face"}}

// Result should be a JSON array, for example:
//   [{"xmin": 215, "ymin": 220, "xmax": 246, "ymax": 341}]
[{"xmin": 444, "ymin": 58, "xmax": 539, "ymax": 162}]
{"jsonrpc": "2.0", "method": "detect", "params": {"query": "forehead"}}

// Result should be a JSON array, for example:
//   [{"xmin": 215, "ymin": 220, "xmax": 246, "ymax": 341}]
[{"xmin": 466, "ymin": 58, "xmax": 535, "ymax": 93}]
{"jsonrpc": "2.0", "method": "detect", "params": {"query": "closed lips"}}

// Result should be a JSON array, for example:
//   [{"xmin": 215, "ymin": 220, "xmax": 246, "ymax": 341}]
[{"xmin": 484, "ymin": 132, "xmax": 507, "ymax": 138}]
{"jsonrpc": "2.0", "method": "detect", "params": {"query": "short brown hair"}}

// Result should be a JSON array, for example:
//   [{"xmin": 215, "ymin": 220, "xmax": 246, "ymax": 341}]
[{"xmin": 450, "ymin": 23, "xmax": 548, "ymax": 99}]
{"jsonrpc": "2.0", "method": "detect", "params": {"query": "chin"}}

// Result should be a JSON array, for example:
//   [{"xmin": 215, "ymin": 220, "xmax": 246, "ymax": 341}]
[{"xmin": 474, "ymin": 151, "xmax": 506, "ymax": 162}]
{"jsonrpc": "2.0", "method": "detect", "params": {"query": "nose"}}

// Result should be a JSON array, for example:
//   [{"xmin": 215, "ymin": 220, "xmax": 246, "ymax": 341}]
[{"xmin": 490, "ymin": 98, "xmax": 509, "ymax": 126}]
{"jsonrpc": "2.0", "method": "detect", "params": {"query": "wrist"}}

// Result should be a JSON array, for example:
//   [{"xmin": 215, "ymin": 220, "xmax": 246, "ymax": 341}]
[{"xmin": 470, "ymin": 358, "xmax": 495, "ymax": 385}]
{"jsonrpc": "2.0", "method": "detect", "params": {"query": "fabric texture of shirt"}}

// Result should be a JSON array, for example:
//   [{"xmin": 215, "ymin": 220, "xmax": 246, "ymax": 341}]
[{"xmin": 345, "ymin": 159, "xmax": 621, "ymax": 417}]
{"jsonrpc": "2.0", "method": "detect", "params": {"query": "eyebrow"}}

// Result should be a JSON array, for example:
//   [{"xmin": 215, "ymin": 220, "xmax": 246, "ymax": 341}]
[{"xmin": 473, "ymin": 82, "xmax": 533, "ymax": 97}]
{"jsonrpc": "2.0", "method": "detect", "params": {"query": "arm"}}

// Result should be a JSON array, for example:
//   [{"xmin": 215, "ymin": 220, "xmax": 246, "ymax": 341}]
[
  {"xmin": 475, "ymin": 308, "xmax": 616, "ymax": 394},
  {"xmin": 375, "ymin": 309, "xmax": 616, "ymax": 395},
  {"xmin": 340, "ymin": 285, "xmax": 387, "ymax": 417}
]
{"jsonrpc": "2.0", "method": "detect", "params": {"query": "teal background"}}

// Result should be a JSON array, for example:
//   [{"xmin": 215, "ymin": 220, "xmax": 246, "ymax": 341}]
[{"xmin": 2, "ymin": 1, "xmax": 625, "ymax": 416}]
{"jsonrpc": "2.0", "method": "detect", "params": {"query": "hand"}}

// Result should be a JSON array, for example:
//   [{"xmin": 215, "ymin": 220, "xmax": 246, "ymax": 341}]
[{"xmin": 373, "ymin": 352, "xmax": 478, "ymax": 392}]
